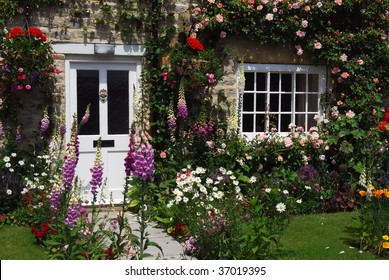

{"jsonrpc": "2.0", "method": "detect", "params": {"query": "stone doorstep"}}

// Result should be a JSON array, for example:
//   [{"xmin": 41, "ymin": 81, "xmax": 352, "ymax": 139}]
[{"xmin": 85, "ymin": 208, "xmax": 188, "ymax": 260}]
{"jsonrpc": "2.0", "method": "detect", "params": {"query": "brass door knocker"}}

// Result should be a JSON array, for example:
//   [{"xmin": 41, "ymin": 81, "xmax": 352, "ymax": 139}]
[{"xmin": 99, "ymin": 89, "xmax": 108, "ymax": 102}]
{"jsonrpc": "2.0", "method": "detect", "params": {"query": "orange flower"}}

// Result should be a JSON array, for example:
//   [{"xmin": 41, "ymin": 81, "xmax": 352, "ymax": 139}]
[
  {"xmin": 359, "ymin": 190, "xmax": 366, "ymax": 197},
  {"xmin": 383, "ymin": 242, "xmax": 389, "ymax": 249}
]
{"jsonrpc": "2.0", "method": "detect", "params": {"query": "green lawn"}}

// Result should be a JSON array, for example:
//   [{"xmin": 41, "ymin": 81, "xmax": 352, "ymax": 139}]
[
  {"xmin": 0, "ymin": 211, "xmax": 384, "ymax": 260},
  {"xmin": 280, "ymin": 211, "xmax": 382, "ymax": 260},
  {"xmin": 0, "ymin": 225, "xmax": 46, "ymax": 260}
]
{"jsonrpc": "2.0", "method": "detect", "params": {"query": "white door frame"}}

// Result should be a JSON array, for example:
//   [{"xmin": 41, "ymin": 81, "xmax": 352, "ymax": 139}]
[{"xmin": 65, "ymin": 55, "xmax": 142, "ymax": 203}]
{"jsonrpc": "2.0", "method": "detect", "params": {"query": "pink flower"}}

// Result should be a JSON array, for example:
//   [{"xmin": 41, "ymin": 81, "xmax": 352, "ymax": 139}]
[
  {"xmin": 335, "ymin": 0, "xmax": 342, "ymax": 5},
  {"xmin": 357, "ymin": 58, "xmax": 364, "ymax": 65},
  {"xmin": 25, "ymin": 85, "xmax": 31, "ymax": 90},
  {"xmin": 296, "ymin": 30, "xmax": 306, "ymax": 37},
  {"xmin": 54, "ymin": 68, "xmax": 61, "ymax": 74},
  {"xmin": 18, "ymin": 67, "xmax": 23, "ymax": 72},
  {"xmin": 257, "ymin": 5, "xmax": 263, "ymax": 10},
  {"xmin": 51, "ymin": 54, "xmax": 57, "ymax": 59},
  {"xmin": 302, "ymin": 20, "xmax": 308, "ymax": 28},
  {"xmin": 17, "ymin": 74, "xmax": 26, "ymax": 80},
  {"xmin": 17, "ymin": 85, "xmax": 23, "ymax": 90},
  {"xmin": 208, "ymin": 0, "xmax": 215, "ymax": 3},
  {"xmin": 277, "ymin": 155, "xmax": 283, "ymax": 162},
  {"xmin": 248, "ymin": 0, "xmax": 255, "ymax": 4},
  {"xmin": 162, "ymin": 72, "xmax": 168, "ymax": 81},
  {"xmin": 295, "ymin": 45, "xmax": 303, "ymax": 55},
  {"xmin": 314, "ymin": 42, "xmax": 322, "ymax": 49},
  {"xmin": 341, "ymin": 72, "xmax": 350, "ymax": 79},
  {"xmin": 346, "ymin": 110, "xmax": 355, "ymax": 118},
  {"xmin": 216, "ymin": 14, "xmax": 223, "ymax": 23},
  {"xmin": 284, "ymin": 137, "xmax": 293, "ymax": 148},
  {"xmin": 261, "ymin": 0, "xmax": 269, "ymax": 4},
  {"xmin": 206, "ymin": 73, "xmax": 215, "ymax": 84},
  {"xmin": 337, "ymin": 100, "xmax": 343, "ymax": 106},
  {"xmin": 265, "ymin": 13, "xmax": 274, "ymax": 21},
  {"xmin": 332, "ymin": 67, "xmax": 341, "ymax": 74},
  {"xmin": 160, "ymin": 151, "xmax": 167, "ymax": 159},
  {"xmin": 340, "ymin": 53, "xmax": 348, "ymax": 61},
  {"xmin": 305, "ymin": 6, "xmax": 310, "ymax": 12},
  {"xmin": 220, "ymin": 31, "xmax": 227, "ymax": 38},
  {"xmin": 217, "ymin": 2, "xmax": 222, "ymax": 8}
]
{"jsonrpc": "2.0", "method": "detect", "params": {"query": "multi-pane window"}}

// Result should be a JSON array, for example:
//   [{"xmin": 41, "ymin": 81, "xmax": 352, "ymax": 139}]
[{"xmin": 241, "ymin": 64, "xmax": 326, "ymax": 138}]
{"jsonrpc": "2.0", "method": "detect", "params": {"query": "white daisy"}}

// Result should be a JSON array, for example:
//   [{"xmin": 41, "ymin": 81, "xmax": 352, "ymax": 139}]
[
  {"xmin": 249, "ymin": 176, "xmax": 257, "ymax": 183},
  {"xmin": 183, "ymin": 197, "xmax": 189, "ymax": 203},
  {"xmin": 296, "ymin": 199, "xmax": 302, "ymax": 204},
  {"xmin": 276, "ymin": 202, "xmax": 286, "ymax": 213},
  {"xmin": 265, "ymin": 188, "xmax": 272, "ymax": 193},
  {"xmin": 3, "ymin": 156, "xmax": 10, "ymax": 162},
  {"xmin": 6, "ymin": 189, "xmax": 12, "ymax": 195}
]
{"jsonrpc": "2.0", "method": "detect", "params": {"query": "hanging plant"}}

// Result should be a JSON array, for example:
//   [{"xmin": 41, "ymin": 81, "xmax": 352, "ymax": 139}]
[{"xmin": 0, "ymin": 26, "xmax": 59, "ymax": 92}]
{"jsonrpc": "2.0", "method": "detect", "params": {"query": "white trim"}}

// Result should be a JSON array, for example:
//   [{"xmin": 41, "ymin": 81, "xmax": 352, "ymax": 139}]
[
  {"xmin": 64, "ymin": 55, "xmax": 142, "ymax": 144},
  {"xmin": 52, "ymin": 42, "xmax": 145, "ymax": 56},
  {"xmin": 240, "ymin": 63, "xmax": 327, "ymax": 139}
]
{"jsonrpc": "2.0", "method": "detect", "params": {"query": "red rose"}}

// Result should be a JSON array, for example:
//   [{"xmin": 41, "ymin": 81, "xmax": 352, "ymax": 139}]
[
  {"xmin": 186, "ymin": 37, "xmax": 204, "ymax": 51},
  {"xmin": 6, "ymin": 27, "xmax": 24, "ymax": 38}
]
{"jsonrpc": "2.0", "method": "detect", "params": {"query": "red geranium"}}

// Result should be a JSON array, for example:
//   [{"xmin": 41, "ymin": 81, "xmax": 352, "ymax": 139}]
[
  {"xmin": 186, "ymin": 37, "xmax": 204, "ymax": 51},
  {"xmin": 6, "ymin": 27, "xmax": 24, "ymax": 38},
  {"xmin": 379, "ymin": 107, "xmax": 389, "ymax": 133}
]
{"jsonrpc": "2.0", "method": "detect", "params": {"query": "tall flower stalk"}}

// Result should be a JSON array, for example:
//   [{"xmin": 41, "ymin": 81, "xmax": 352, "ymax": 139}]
[
  {"xmin": 177, "ymin": 81, "xmax": 188, "ymax": 119},
  {"xmin": 124, "ymin": 85, "xmax": 161, "ymax": 259},
  {"xmin": 61, "ymin": 115, "xmax": 79, "ymax": 190}
]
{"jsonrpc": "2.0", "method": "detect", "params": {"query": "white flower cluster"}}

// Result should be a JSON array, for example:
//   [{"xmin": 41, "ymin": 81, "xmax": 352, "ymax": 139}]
[{"xmin": 167, "ymin": 166, "xmax": 244, "ymax": 210}]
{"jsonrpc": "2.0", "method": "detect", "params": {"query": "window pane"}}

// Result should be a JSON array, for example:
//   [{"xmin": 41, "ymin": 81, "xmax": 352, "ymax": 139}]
[
  {"xmin": 281, "ymin": 74, "xmax": 292, "ymax": 92},
  {"xmin": 243, "ymin": 93, "xmax": 254, "ymax": 111},
  {"xmin": 270, "ymin": 73, "xmax": 279, "ymax": 92},
  {"xmin": 281, "ymin": 114, "xmax": 291, "ymax": 132},
  {"xmin": 269, "ymin": 114, "xmax": 278, "ymax": 131},
  {"xmin": 281, "ymin": 94, "xmax": 292, "ymax": 111},
  {"xmin": 308, "ymin": 94, "xmax": 319, "ymax": 112},
  {"xmin": 108, "ymin": 71, "xmax": 129, "ymax": 135},
  {"xmin": 244, "ymin": 72, "xmax": 254, "ymax": 91},
  {"xmin": 270, "ymin": 94, "xmax": 279, "ymax": 112},
  {"xmin": 77, "ymin": 70, "xmax": 100, "ymax": 135},
  {"xmin": 296, "ymin": 74, "xmax": 306, "ymax": 92},
  {"xmin": 307, "ymin": 114, "xmax": 316, "ymax": 129},
  {"xmin": 256, "ymin": 93, "xmax": 266, "ymax": 111},
  {"xmin": 255, "ymin": 114, "xmax": 265, "ymax": 132},
  {"xmin": 242, "ymin": 114, "xmax": 254, "ymax": 132},
  {"xmin": 308, "ymin": 74, "xmax": 319, "ymax": 92},
  {"xmin": 295, "ymin": 114, "xmax": 306, "ymax": 129},
  {"xmin": 295, "ymin": 94, "xmax": 306, "ymax": 112},
  {"xmin": 256, "ymin": 73, "xmax": 266, "ymax": 91}
]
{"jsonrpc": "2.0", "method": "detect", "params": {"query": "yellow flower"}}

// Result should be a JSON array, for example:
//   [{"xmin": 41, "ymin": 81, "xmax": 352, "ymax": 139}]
[
  {"xmin": 383, "ymin": 242, "xmax": 389, "ymax": 249},
  {"xmin": 383, "ymin": 235, "xmax": 389, "ymax": 241}
]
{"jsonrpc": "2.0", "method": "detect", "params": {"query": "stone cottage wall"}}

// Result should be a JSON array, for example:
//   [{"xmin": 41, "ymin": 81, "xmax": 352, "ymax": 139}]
[{"xmin": 3, "ymin": 0, "xmax": 326, "ymax": 146}]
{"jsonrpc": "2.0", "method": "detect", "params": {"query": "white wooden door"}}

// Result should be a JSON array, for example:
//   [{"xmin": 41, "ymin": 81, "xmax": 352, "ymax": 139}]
[{"xmin": 67, "ymin": 61, "xmax": 138, "ymax": 203}]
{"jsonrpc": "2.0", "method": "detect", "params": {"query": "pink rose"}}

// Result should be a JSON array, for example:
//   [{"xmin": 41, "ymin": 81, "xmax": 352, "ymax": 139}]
[
  {"xmin": 341, "ymin": 72, "xmax": 350, "ymax": 79},
  {"xmin": 216, "ymin": 14, "xmax": 223, "ymax": 23},
  {"xmin": 331, "ymin": 67, "xmax": 341, "ymax": 74},
  {"xmin": 25, "ymin": 85, "xmax": 31, "ymax": 90},
  {"xmin": 296, "ymin": 30, "xmax": 306, "ymax": 37},
  {"xmin": 340, "ymin": 53, "xmax": 348, "ymax": 61},
  {"xmin": 265, "ymin": 13, "xmax": 274, "ymax": 21},
  {"xmin": 346, "ymin": 110, "xmax": 355, "ymax": 118},
  {"xmin": 314, "ymin": 42, "xmax": 322, "ymax": 49},
  {"xmin": 302, "ymin": 20, "xmax": 308, "ymax": 28}
]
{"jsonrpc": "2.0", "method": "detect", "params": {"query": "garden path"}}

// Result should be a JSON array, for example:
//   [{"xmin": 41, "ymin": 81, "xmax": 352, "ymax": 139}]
[{"xmin": 104, "ymin": 211, "xmax": 187, "ymax": 260}]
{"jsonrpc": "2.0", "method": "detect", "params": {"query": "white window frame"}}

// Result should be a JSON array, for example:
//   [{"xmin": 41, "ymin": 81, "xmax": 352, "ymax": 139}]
[{"xmin": 240, "ymin": 64, "xmax": 327, "ymax": 139}]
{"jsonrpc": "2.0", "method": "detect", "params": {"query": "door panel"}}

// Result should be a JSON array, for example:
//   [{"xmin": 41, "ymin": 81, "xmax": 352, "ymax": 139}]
[{"xmin": 68, "ymin": 62, "xmax": 137, "ymax": 203}]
